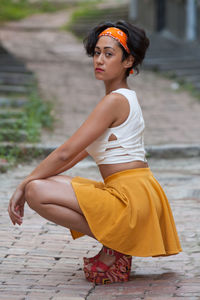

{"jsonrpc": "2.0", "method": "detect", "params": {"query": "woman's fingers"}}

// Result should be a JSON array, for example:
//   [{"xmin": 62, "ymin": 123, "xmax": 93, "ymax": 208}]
[
  {"xmin": 8, "ymin": 204, "xmax": 19, "ymax": 225},
  {"xmin": 21, "ymin": 204, "xmax": 25, "ymax": 218},
  {"xmin": 14, "ymin": 201, "xmax": 25, "ymax": 219},
  {"xmin": 11, "ymin": 189, "xmax": 23, "ymax": 215},
  {"xmin": 10, "ymin": 201, "xmax": 21, "ymax": 219},
  {"xmin": 19, "ymin": 195, "xmax": 26, "ymax": 218},
  {"xmin": 8, "ymin": 205, "xmax": 15, "ymax": 225},
  {"xmin": 8, "ymin": 188, "xmax": 25, "ymax": 225},
  {"xmin": 10, "ymin": 207, "xmax": 22, "ymax": 225}
]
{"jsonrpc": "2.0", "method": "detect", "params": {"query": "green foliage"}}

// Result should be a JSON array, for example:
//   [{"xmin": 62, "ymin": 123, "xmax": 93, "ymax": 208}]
[
  {"xmin": 161, "ymin": 71, "xmax": 200, "ymax": 102},
  {"xmin": 0, "ymin": 0, "xmax": 30, "ymax": 22},
  {"xmin": 0, "ymin": 110, "xmax": 24, "ymax": 119},
  {"xmin": 178, "ymin": 81, "xmax": 200, "ymax": 101},
  {"xmin": 23, "ymin": 90, "xmax": 54, "ymax": 143},
  {"xmin": 0, "ymin": 0, "xmax": 71, "ymax": 23},
  {"xmin": 0, "ymin": 90, "xmax": 54, "ymax": 143},
  {"xmin": 64, "ymin": 0, "xmax": 127, "ymax": 39},
  {"xmin": 0, "ymin": 145, "xmax": 45, "ymax": 167},
  {"xmin": 0, "ymin": 146, "xmax": 22, "ymax": 165},
  {"xmin": 64, "ymin": 0, "xmax": 104, "ymax": 33},
  {"xmin": 70, "ymin": 0, "xmax": 104, "ymax": 19},
  {"xmin": 0, "ymin": 88, "xmax": 54, "ymax": 167},
  {"xmin": 138, "ymin": 68, "xmax": 200, "ymax": 104},
  {"xmin": 71, "ymin": 7, "xmax": 111, "ymax": 22}
]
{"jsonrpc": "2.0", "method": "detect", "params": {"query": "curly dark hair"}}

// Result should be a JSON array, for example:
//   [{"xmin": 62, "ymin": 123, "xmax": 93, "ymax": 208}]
[{"xmin": 83, "ymin": 20, "xmax": 150, "ymax": 77}]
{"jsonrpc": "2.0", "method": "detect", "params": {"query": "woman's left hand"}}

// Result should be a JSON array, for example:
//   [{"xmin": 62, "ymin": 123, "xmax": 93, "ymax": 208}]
[{"xmin": 8, "ymin": 185, "xmax": 26, "ymax": 226}]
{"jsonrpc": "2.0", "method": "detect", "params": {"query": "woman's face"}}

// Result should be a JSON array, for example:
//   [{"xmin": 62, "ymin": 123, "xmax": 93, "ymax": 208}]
[{"xmin": 93, "ymin": 36, "xmax": 128, "ymax": 81}]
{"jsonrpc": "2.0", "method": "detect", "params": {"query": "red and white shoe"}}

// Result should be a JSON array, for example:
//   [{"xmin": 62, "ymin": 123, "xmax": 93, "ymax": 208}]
[
  {"xmin": 83, "ymin": 246, "xmax": 103, "ymax": 265},
  {"xmin": 83, "ymin": 246, "xmax": 132, "ymax": 285}
]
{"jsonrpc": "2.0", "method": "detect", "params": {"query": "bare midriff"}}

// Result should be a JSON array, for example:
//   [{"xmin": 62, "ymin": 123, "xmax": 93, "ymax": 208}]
[{"xmin": 99, "ymin": 160, "xmax": 149, "ymax": 180}]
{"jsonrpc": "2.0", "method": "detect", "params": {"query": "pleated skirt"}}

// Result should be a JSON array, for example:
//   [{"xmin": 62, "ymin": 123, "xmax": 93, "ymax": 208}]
[{"xmin": 70, "ymin": 168, "xmax": 182, "ymax": 257}]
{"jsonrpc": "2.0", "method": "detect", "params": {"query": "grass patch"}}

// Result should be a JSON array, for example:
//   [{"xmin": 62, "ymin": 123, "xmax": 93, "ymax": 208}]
[
  {"xmin": 159, "ymin": 70, "xmax": 200, "ymax": 101},
  {"xmin": 0, "ymin": 144, "xmax": 47, "ymax": 172},
  {"xmin": 0, "ymin": 88, "xmax": 54, "ymax": 168},
  {"xmin": 71, "ymin": 6, "xmax": 113, "ymax": 22},
  {"xmin": 178, "ymin": 81, "xmax": 200, "ymax": 101},
  {"xmin": 70, "ymin": 0, "xmax": 106, "ymax": 21},
  {"xmin": 61, "ymin": 0, "xmax": 104, "ymax": 39},
  {"xmin": 0, "ymin": 88, "xmax": 54, "ymax": 143},
  {"xmin": 64, "ymin": 0, "xmax": 128, "ymax": 39},
  {"xmin": 0, "ymin": 145, "xmax": 45, "ymax": 167},
  {"xmin": 0, "ymin": 0, "xmax": 75, "ymax": 23},
  {"xmin": 0, "ymin": 146, "xmax": 23, "ymax": 167},
  {"xmin": 23, "ymin": 90, "xmax": 54, "ymax": 143}
]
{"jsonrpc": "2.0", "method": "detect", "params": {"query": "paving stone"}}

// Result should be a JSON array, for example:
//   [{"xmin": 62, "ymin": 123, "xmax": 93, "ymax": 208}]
[
  {"xmin": 53, "ymin": 297, "xmax": 85, "ymax": 300},
  {"xmin": 0, "ymin": 157, "xmax": 199, "ymax": 298}
]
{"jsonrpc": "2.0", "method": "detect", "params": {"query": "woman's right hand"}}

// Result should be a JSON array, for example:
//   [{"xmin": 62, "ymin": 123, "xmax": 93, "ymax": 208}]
[{"xmin": 8, "ymin": 185, "xmax": 26, "ymax": 226}]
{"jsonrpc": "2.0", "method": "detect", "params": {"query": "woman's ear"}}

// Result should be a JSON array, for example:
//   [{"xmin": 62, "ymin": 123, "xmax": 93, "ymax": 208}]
[{"xmin": 124, "ymin": 55, "xmax": 134, "ymax": 69}]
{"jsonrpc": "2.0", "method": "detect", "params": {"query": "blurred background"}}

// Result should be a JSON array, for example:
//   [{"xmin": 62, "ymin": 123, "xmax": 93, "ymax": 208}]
[{"xmin": 0, "ymin": 0, "xmax": 200, "ymax": 171}]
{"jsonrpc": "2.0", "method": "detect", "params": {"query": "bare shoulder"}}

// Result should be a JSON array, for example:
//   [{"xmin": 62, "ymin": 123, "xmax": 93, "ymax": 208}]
[
  {"xmin": 103, "ymin": 91, "xmax": 130, "ymax": 112},
  {"xmin": 91, "ymin": 92, "xmax": 123, "ymax": 119},
  {"xmin": 97, "ymin": 92, "xmax": 127, "ymax": 112},
  {"xmin": 100, "ymin": 92, "xmax": 126, "ymax": 104}
]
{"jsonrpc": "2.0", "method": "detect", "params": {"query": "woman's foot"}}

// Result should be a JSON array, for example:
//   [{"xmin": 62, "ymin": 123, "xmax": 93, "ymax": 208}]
[
  {"xmin": 83, "ymin": 246, "xmax": 132, "ymax": 285},
  {"xmin": 83, "ymin": 246, "xmax": 103, "ymax": 265},
  {"xmin": 97, "ymin": 250, "xmax": 116, "ymax": 269},
  {"xmin": 85, "ymin": 248, "xmax": 115, "ymax": 271}
]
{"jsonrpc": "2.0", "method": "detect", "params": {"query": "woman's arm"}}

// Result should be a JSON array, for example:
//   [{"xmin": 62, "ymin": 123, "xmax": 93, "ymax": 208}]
[
  {"xmin": 54, "ymin": 149, "xmax": 89, "ymax": 174},
  {"xmin": 14, "ymin": 93, "xmax": 121, "ymax": 190},
  {"xmin": 8, "ymin": 93, "xmax": 122, "ymax": 225}
]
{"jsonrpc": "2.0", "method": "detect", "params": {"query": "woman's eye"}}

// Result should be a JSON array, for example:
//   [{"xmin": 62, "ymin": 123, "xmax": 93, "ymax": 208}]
[
  {"xmin": 105, "ymin": 53, "xmax": 112, "ymax": 57},
  {"xmin": 94, "ymin": 51, "xmax": 100, "ymax": 55}
]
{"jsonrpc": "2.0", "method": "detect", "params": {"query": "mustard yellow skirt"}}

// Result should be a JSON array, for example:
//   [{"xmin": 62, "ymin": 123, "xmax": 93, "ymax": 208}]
[{"xmin": 70, "ymin": 168, "xmax": 182, "ymax": 257}]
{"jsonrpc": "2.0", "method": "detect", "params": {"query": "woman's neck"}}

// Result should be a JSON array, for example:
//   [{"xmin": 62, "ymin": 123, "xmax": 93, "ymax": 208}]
[{"xmin": 104, "ymin": 79, "xmax": 129, "ymax": 95}]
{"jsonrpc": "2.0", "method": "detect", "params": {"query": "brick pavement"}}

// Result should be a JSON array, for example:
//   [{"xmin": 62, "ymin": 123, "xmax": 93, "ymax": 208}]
[{"xmin": 1, "ymin": 157, "xmax": 200, "ymax": 299}]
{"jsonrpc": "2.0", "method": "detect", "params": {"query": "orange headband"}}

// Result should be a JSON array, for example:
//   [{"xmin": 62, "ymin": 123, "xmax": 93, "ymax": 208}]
[
  {"xmin": 98, "ymin": 27, "xmax": 130, "ymax": 54},
  {"xmin": 98, "ymin": 27, "xmax": 134, "ymax": 74}
]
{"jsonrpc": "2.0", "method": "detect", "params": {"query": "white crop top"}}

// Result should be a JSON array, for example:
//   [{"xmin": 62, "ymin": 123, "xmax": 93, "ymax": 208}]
[{"xmin": 86, "ymin": 88, "xmax": 147, "ymax": 165}]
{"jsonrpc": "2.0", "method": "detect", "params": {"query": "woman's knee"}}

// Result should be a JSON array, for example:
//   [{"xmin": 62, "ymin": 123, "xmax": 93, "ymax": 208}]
[{"xmin": 25, "ymin": 180, "xmax": 43, "ymax": 210}]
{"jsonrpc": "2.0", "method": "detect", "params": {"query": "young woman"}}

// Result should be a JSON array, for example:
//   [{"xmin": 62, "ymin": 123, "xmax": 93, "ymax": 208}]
[{"xmin": 8, "ymin": 20, "xmax": 182, "ymax": 285}]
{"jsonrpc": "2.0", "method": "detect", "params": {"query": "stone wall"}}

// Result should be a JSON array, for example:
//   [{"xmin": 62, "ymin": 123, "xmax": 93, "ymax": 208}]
[
  {"xmin": 197, "ymin": 1, "xmax": 200, "ymax": 42},
  {"xmin": 136, "ymin": 0, "xmax": 200, "ymax": 42},
  {"xmin": 165, "ymin": 0, "xmax": 186, "ymax": 39},
  {"xmin": 137, "ymin": 0, "xmax": 156, "ymax": 32}
]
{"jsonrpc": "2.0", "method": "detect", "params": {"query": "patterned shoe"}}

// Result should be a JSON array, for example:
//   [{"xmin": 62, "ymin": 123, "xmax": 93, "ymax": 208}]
[
  {"xmin": 83, "ymin": 247, "xmax": 132, "ymax": 285},
  {"xmin": 83, "ymin": 246, "xmax": 103, "ymax": 265},
  {"xmin": 83, "ymin": 246, "xmax": 113, "ymax": 265}
]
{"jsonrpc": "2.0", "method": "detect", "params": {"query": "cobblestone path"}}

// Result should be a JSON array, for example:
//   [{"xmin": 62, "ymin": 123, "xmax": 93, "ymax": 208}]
[{"xmin": 1, "ymin": 158, "xmax": 200, "ymax": 299}]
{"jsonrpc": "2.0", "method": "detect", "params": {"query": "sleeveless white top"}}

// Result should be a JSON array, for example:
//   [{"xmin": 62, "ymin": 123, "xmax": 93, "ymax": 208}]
[{"xmin": 86, "ymin": 88, "xmax": 147, "ymax": 165}]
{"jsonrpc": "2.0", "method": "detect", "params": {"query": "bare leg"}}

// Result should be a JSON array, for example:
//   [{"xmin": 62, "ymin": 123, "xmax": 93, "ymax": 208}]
[{"xmin": 25, "ymin": 175, "xmax": 95, "ymax": 238}]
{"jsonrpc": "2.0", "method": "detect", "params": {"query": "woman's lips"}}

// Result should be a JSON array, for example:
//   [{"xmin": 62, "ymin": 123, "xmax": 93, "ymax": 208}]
[{"xmin": 95, "ymin": 68, "xmax": 104, "ymax": 72}]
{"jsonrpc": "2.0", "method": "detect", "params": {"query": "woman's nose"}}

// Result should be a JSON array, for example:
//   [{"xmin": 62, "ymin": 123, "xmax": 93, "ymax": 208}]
[{"xmin": 97, "ymin": 53, "xmax": 104, "ymax": 64}]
